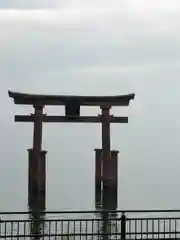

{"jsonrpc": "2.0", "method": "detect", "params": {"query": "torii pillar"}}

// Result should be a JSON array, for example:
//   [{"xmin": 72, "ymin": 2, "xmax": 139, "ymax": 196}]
[
  {"xmin": 28, "ymin": 149, "xmax": 47, "ymax": 208},
  {"xmin": 28, "ymin": 105, "xmax": 47, "ymax": 208},
  {"xmin": 95, "ymin": 149, "xmax": 118, "ymax": 211}
]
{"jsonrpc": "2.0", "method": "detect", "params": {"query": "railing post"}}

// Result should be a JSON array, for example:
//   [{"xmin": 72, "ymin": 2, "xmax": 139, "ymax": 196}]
[{"xmin": 121, "ymin": 212, "xmax": 126, "ymax": 240}]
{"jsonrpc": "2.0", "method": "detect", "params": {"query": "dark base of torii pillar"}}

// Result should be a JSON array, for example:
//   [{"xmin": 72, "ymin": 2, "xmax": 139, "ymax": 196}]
[
  {"xmin": 28, "ymin": 149, "xmax": 47, "ymax": 209},
  {"xmin": 95, "ymin": 149, "xmax": 119, "ymax": 212},
  {"xmin": 95, "ymin": 149, "xmax": 102, "ymax": 210}
]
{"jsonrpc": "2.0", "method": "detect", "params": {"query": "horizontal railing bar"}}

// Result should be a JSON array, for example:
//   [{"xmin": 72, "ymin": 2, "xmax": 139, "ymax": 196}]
[
  {"xmin": 122, "ymin": 209, "xmax": 180, "ymax": 213},
  {"xmin": 0, "ymin": 233, "xmax": 121, "ymax": 237},
  {"xmin": 1, "ymin": 233, "xmax": 180, "ymax": 237},
  {"xmin": 1, "ymin": 209, "xmax": 180, "ymax": 214},
  {"xmin": 14, "ymin": 115, "xmax": 128, "ymax": 123},
  {"xmin": 127, "ymin": 239, "xmax": 180, "ymax": 240},
  {"xmin": 1, "ymin": 217, "xmax": 180, "ymax": 222},
  {"xmin": 124, "ymin": 239, "xmax": 180, "ymax": 240},
  {"xmin": 127, "ymin": 217, "xmax": 180, "ymax": 220},
  {"xmin": 127, "ymin": 231, "xmax": 180, "ymax": 235},
  {"xmin": 0, "ymin": 218, "xmax": 122, "ymax": 222},
  {"xmin": 123, "ymin": 239, "xmax": 180, "ymax": 240}
]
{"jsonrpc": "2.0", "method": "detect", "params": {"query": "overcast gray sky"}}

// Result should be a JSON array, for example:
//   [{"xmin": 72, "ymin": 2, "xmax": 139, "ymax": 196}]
[{"xmin": 0, "ymin": 0, "xmax": 180, "ymax": 212}]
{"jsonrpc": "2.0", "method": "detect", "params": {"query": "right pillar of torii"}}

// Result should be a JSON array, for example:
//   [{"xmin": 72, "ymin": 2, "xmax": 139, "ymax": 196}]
[
  {"xmin": 95, "ymin": 149, "xmax": 119, "ymax": 211},
  {"xmin": 95, "ymin": 105, "xmax": 119, "ymax": 212}
]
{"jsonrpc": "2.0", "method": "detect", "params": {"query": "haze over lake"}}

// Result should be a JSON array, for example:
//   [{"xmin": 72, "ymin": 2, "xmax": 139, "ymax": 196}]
[{"xmin": 0, "ymin": 0, "xmax": 180, "ymax": 212}]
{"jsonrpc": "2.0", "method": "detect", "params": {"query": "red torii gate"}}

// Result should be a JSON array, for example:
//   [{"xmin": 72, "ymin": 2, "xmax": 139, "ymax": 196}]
[{"xmin": 8, "ymin": 91, "xmax": 135, "ymax": 211}]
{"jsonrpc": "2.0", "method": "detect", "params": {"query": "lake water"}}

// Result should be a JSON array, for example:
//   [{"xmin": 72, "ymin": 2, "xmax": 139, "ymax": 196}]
[{"xmin": 1, "ymin": 102, "xmax": 180, "ymax": 214}]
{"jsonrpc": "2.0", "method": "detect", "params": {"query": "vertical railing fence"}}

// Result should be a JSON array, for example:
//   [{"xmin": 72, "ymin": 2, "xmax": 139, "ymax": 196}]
[{"xmin": 0, "ymin": 210, "xmax": 180, "ymax": 239}]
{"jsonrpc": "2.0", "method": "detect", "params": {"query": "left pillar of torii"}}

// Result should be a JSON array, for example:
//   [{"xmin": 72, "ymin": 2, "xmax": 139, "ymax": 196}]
[
  {"xmin": 28, "ymin": 105, "xmax": 47, "ymax": 209},
  {"xmin": 28, "ymin": 149, "xmax": 47, "ymax": 208}
]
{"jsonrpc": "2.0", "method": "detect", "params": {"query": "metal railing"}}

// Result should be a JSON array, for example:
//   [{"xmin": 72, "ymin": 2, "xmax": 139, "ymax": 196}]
[{"xmin": 0, "ymin": 210, "xmax": 180, "ymax": 239}]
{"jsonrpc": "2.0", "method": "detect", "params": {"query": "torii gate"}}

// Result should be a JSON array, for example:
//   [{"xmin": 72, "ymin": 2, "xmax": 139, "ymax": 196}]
[{"xmin": 8, "ymin": 91, "xmax": 135, "ymax": 211}]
